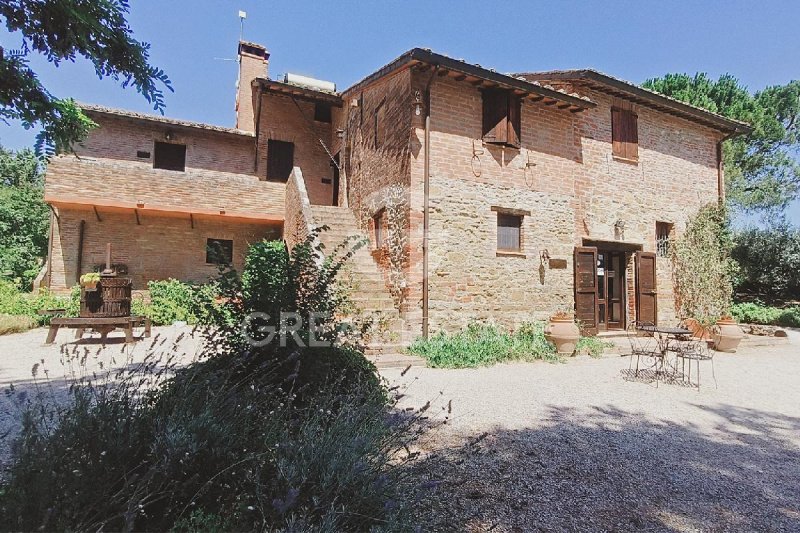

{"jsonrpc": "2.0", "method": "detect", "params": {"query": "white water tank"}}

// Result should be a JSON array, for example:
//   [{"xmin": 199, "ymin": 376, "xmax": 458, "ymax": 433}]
[{"xmin": 283, "ymin": 73, "xmax": 336, "ymax": 93}]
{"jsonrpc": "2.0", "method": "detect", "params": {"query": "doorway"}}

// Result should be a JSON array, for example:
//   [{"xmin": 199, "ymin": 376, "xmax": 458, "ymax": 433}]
[
  {"xmin": 575, "ymin": 243, "xmax": 649, "ymax": 335},
  {"xmin": 596, "ymin": 250, "xmax": 625, "ymax": 331}
]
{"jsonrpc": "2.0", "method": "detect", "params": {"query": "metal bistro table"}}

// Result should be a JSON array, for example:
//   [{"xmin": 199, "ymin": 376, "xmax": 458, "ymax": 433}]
[{"xmin": 637, "ymin": 324, "xmax": 692, "ymax": 379}]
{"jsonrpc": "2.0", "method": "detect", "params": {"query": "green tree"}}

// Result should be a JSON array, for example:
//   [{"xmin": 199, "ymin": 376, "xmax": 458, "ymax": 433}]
[
  {"xmin": 0, "ymin": 0, "xmax": 172, "ymax": 154},
  {"xmin": 643, "ymin": 73, "xmax": 800, "ymax": 216},
  {"xmin": 0, "ymin": 146, "xmax": 49, "ymax": 288}
]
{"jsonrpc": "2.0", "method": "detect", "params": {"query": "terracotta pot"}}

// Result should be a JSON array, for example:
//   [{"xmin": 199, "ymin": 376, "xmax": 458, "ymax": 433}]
[
  {"xmin": 545, "ymin": 317, "xmax": 580, "ymax": 355},
  {"xmin": 713, "ymin": 318, "xmax": 745, "ymax": 353},
  {"xmin": 683, "ymin": 318, "xmax": 713, "ymax": 340}
]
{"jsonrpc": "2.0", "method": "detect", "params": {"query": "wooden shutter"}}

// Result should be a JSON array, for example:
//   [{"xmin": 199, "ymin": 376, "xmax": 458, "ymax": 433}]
[
  {"xmin": 635, "ymin": 251, "xmax": 657, "ymax": 325},
  {"xmin": 574, "ymin": 246, "xmax": 598, "ymax": 335},
  {"xmin": 497, "ymin": 214, "xmax": 521, "ymax": 251},
  {"xmin": 267, "ymin": 139, "xmax": 294, "ymax": 182},
  {"xmin": 507, "ymin": 94, "xmax": 521, "ymax": 147},
  {"xmin": 482, "ymin": 89, "xmax": 508, "ymax": 144},
  {"xmin": 611, "ymin": 107, "xmax": 638, "ymax": 161}
]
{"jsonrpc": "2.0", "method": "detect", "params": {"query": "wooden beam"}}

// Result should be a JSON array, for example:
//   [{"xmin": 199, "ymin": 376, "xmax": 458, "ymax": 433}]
[
  {"xmin": 570, "ymin": 107, "xmax": 584, "ymax": 113},
  {"xmin": 557, "ymin": 103, "xmax": 571, "ymax": 109},
  {"xmin": 527, "ymin": 95, "xmax": 545, "ymax": 102},
  {"xmin": 544, "ymin": 99, "xmax": 558, "ymax": 106},
  {"xmin": 453, "ymin": 74, "xmax": 466, "ymax": 81},
  {"xmin": 437, "ymin": 68, "xmax": 450, "ymax": 77}
]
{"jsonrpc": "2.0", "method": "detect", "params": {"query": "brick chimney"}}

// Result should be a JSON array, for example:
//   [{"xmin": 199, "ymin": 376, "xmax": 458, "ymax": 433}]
[{"xmin": 236, "ymin": 41, "xmax": 269, "ymax": 132}]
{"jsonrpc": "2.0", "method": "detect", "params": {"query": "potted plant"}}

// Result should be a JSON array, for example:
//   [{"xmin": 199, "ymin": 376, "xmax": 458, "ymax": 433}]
[
  {"xmin": 79, "ymin": 272, "xmax": 101, "ymax": 291},
  {"xmin": 683, "ymin": 317, "xmax": 714, "ymax": 340},
  {"xmin": 544, "ymin": 310, "xmax": 580, "ymax": 355},
  {"xmin": 712, "ymin": 314, "xmax": 745, "ymax": 353}
]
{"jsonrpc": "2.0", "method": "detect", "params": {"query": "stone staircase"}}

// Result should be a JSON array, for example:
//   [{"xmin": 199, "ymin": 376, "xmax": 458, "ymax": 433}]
[{"xmin": 311, "ymin": 206, "xmax": 422, "ymax": 369}]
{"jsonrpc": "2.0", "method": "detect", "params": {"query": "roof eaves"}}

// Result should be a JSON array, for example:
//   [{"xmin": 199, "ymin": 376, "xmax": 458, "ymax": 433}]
[
  {"xmin": 252, "ymin": 78, "xmax": 343, "ymax": 105},
  {"xmin": 343, "ymin": 48, "xmax": 595, "ymax": 110},
  {"xmin": 518, "ymin": 69, "xmax": 751, "ymax": 134},
  {"xmin": 78, "ymin": 103, "xmax": 255, "ymax": 137}
]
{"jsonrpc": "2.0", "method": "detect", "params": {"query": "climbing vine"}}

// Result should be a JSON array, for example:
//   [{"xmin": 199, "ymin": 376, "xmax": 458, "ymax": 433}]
[
  {"xmin": 671, "ymin": 202, "xmax": 737, "ymax": 323},
  {"xmin": 382, "ymin": 184, "xmax": 409, "ymax": 307}
]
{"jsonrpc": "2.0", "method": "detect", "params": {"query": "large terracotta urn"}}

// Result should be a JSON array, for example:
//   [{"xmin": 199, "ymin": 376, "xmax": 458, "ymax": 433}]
[
  {"xmin": 545, "ymin": 315, "xmax": 580, "ymax": 355},
  {"xmin": 713, "ymin": 317, "xmax": 745, "ymax": 353}
]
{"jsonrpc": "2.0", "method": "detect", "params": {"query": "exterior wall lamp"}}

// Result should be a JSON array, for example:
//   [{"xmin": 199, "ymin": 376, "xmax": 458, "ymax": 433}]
[
  {"xmin": 412, "ymin": 90, "xmax": 423, "ymax": 116},
  {"xmin": 614, "ymin": 219, "xmax": 626, "ymax": 240}
]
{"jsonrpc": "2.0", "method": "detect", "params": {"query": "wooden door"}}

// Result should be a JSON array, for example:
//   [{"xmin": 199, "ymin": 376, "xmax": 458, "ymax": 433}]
[
  {"xmin": 635, "ymin": 251, "xmax": 657, "ymax": 325},
  {"xmin": 574, "ymin": 246, "xmax": 599, "ymax": 335}
]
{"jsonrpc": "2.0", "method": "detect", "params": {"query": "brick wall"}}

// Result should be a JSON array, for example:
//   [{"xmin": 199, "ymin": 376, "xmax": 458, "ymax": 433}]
[
  {"xmin": 573, "ymin": 90, "xmax": 722, "ymax": 325},
  {"xmin": 256, "ymin": 92, "xmax": 334, "ymax": 205},
  {"xmin": 399, "ymin": 74, "xmax": 722, "ymax": 335},
  {"xmin": 49, "ymin": 206, "xmax": 281, "ymax": 291},
  {"xmin": 46, "ymin": 115, "xmax": 285, "ymax": 220}
]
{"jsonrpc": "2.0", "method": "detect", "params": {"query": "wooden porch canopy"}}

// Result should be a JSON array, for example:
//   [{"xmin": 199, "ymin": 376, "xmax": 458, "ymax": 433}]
[
  {"xmin": 344, "ymin": 48, "xmax": 596, "ymax": 113},
  {"xmin": 253, "ymin": 79, "xmax": 343, "ymax": 106}
]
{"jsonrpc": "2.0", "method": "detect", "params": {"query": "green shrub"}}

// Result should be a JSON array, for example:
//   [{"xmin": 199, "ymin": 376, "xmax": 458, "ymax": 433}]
[
  {"xmin": 144, "ymin": 279, "xmax": 225, "ymax": 326},
  {"xmin": 576, "ymin": 335, "xmax": 613, "ymax": 357},
  {"xmin": 0, "ymin": 232, "xmax": 413, "ymax": 531},
  {"xmin": 733, "ymin": 223, "xmax": 800, "ymax": 302},
  {"xmin": 731, "ymin": 302, "xmax": 800, "ymax": 328},
  {"xmin": 0, "ymin": 280, "xmax": 72, "ymax": 326},
  {"xmin": 409, "ymin": 322, "xmax": 559, "ymax": 368}
]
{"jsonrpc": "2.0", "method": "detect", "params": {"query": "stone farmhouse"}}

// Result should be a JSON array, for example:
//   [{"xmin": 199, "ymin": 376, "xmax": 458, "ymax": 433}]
[{"xmin": 41, "ymin": 40, "xmax": 749, "ymax": 346}]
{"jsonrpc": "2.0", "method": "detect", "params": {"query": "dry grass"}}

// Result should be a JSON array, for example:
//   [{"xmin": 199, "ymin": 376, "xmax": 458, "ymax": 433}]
[{"xmin": 0, "ymin": 314, "xmax": 36, "ymax": 336}]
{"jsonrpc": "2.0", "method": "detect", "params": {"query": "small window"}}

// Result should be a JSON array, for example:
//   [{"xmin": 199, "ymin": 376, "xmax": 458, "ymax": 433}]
[
  {"xmin": 153, "ymin": 142, "xmax": 186, "ymax": 171},
  {"xmin": 374, "ymin": 101, "xmax": 386, "ymax": 148},
  {"xmin": 314, "ymin": 102, "xmax": 332, "ymax": 123},
  {"xmin": 497, "ymin": 213, "xmax": 522, "ymax": 252},
  {"xmin": 267, "ymin": 139, "xmax": 294, "ymax": 182},
  {"xmin": 656, "ymin": 222, "xmax": 672, "ymax": 258},
  {"xmin": 482, "ymin": 89, "xmax": 521, "ymax": 148},
  {"xmin": 373, "ymin": 209, "xmax": 386, "ymax": 248},
  {"xmin": 611, "ymin": 106, "xmax": 638, "ymax": 161},
  {"xmin": 206, "ymin": 238, "xmax": 233, "ymax": 265}
]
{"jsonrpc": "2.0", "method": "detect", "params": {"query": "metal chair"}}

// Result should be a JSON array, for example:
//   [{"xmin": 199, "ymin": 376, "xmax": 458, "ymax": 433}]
[
  {"xmin": 675, "ymin": 336, "xmax": 717, "ymax": 390},
  {"xmin": 627, "ymin": 320, "xmax": 659, "ymax": 377}
]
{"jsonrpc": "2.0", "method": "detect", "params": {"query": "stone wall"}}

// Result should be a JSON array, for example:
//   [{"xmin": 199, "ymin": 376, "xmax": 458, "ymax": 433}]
[
  {"xmin": 49, "ymin": 206, "xmax": 281, "ymax": 291},
  {"xmin": 400, "ymin": 74, "xmax": 722, "ymax": 335},
  {"xmin": 573, "ymin": 90, "xmax": 722, "ymax": 325}
]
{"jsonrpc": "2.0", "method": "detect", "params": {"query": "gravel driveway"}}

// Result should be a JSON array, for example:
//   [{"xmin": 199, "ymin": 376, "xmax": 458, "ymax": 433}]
[
  {"xmin": 381, "ymin": 332, "xmax": 800, "ymax": 532},
  {"xmin": 2, "ymin": 326, "xmax": 798, "ymax": 531}
]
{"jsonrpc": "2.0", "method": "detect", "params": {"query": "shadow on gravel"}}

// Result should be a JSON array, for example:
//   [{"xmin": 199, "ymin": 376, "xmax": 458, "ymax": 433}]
[{"xmin": 409, "ymin": 404, "xmax": 800, "ymax": 532}]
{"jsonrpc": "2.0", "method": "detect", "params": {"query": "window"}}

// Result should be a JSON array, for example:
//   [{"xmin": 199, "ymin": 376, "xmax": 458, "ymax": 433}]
[
  {"xmin": 482, "ymin": 89, "xmax": 521, "ymax": 148},
  {"xmin": 153, "ymin": 142, "xmax": 186, "ymax": 171},
  {"xmin": 374, "ymin": 101, "xmax": 386, "ymax": 148},
  {"xmin": 206, "ymin": 238, "xmax": 233, "ymax": 265},
  {"xmin": 611, "ymin": 106, "xmax": 638, "ymax": 161},
  {"xmin": 267, "ymin": 139, "xmax": 294, "ymax": 182},
  {"xmin": 373, "ymin": 209, "xmax": 385, "ymax": 248},
  {"xmin": 656, "ymin": 222, "xmax": 672, "ymax": 258},
  {"xmin": 497, "ymin": 213, "xmax": 522, "ymax": 252},
  {"xmin": 314, "ymin": 102, "xmax": 332, "ymax": 123}
]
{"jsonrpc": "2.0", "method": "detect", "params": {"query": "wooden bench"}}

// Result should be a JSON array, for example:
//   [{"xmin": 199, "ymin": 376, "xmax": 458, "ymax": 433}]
[{"xmin": 45, "ymin": 315, "xmax": 151, "ymax": 344}]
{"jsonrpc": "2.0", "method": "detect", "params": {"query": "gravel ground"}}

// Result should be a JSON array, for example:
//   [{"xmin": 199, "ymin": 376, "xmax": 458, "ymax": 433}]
[
  {"xmin": 382, "ymin": 332, "xmax": 800, "ymax": 532},
  {"xmin": 1, "ymin": 326, "xmax": 798, "ymax": 531},
  {"xmin": 0, "ymin": 325, "xmax": 202, "ymax": 468}
]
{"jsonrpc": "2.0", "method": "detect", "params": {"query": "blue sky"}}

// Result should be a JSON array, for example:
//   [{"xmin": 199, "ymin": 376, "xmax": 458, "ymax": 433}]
[{"xmin": 1, "ymin": 0, "xmax": 798, "ymax": 223}]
